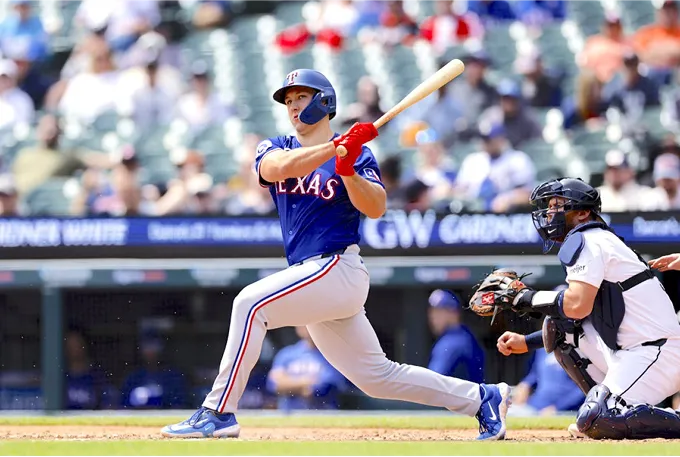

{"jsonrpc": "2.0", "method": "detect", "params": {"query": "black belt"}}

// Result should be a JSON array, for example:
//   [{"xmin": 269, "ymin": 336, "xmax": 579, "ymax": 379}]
[
  {"xmin": 641, "ymin": 338, "xmax": 667, "ymax": 347},
  {"xmin": 618, "ymin": 269, "xmax": 655, "ymax": 291},
  {"xmin": 321, "ymin": 248, "xmax": 347, "ymax": 259}
]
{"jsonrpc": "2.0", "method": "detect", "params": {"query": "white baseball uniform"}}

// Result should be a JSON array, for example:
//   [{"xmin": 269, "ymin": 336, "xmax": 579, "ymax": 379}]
[{"xmin": 565, "ymin": 228, "xmax": 680, "ymax": 405}]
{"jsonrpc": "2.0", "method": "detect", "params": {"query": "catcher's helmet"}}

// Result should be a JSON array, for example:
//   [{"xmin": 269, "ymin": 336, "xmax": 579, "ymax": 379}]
[
  {"xmin": 273, "ymin": 69, "xmax": 336, "ymax": 125},
  {"xmin": 530, "ymin": 177, "xmax": 603, "ymax": 253}
]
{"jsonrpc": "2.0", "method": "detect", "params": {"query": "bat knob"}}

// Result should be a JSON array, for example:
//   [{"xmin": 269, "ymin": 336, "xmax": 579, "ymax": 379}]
[{"xmin": 336, "ymin": 145, "xmax": 348, "ymax": 158}]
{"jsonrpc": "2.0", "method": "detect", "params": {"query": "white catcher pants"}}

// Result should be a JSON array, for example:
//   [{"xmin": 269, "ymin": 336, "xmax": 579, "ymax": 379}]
[
  {"xmin": 576, "ymin": 320, "xmax": 680, "ymax": 406},
  {"xmin": 202, "ymin": 245, "xmax": 482, "ymax": 415}
]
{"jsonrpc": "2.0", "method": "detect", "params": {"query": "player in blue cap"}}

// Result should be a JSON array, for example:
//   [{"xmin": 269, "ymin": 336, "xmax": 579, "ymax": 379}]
[
  {"xmin": 428, "ymin": 290, "xmax": 485, "ymax": 383},
  {"xmin": 162, "ymin": 69, "xmax": 511, "ymax": 441}
]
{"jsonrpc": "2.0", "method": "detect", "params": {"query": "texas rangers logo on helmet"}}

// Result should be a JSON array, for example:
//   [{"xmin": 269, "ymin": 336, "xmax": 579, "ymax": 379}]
[{"xmin": 286, "ymin": 71, "xmax": 299, "ymax": 86}]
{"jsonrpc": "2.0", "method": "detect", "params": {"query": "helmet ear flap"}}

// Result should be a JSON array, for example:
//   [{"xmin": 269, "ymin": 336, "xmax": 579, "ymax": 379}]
[{"xmin": 299, "ymin": 91, "xmax": 336, "ymax": 124}]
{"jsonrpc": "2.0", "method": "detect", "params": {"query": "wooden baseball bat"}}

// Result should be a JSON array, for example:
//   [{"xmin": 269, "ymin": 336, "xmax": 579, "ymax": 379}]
[{"xmin": 337, "ymin": 58, "xmax": 465, "ymax": 157}]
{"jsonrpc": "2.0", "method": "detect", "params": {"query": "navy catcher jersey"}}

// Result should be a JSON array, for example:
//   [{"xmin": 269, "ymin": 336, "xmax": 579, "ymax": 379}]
[{"xmin": 255, "ymin": 135, "xmax": 384, "ymax": 265}]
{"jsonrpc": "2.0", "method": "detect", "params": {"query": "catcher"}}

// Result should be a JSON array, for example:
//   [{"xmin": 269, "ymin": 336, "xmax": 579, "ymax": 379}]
[{"xmin": 468, "ymin": 177, "xmax": 680, "ymax": 440}]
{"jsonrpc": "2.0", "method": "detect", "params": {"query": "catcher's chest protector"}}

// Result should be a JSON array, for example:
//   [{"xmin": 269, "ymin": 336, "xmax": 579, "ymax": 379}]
[{"xmin": 558, "ymin": 222, "xmax": 654, "ymax": 351}]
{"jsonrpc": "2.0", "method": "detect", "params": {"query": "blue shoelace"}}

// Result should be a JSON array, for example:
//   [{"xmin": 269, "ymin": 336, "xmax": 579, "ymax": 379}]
[{"xmin": 187, "ymin": 407, "xmax": 209, "ymax": 426}]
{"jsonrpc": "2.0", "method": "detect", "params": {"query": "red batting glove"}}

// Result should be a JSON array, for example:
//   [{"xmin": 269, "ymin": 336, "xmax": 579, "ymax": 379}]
[
  {"xmin": 332, "ymin": 123, "xmax": 379, "ymax": 176},
  {"xmin": 343, "ymin": 122, "xmax": 379, "ymax": 144},
  {"xmin": 334, "ymin": 138, "xmax": 362, "ymax": 176}
]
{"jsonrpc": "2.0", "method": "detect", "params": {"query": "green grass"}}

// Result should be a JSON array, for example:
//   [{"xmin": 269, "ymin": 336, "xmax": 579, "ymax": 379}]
[
  {"xmin": 0, "ymin": 415, "xmax": 573, "ymax": 430},
  {"xmin": 1, "ymin": 441, "xmax": 679, "ymax": 456}
]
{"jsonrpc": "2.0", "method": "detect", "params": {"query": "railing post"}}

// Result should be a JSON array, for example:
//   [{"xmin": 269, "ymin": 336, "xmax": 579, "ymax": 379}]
[{"xmin": 41, "ymin": 286, "xmax": 63, "ymax": 411}]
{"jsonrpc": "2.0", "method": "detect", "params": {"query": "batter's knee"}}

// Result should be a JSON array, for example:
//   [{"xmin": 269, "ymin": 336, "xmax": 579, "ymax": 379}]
[
  {"xmin": 232, "ymin": 285, "xmax": 259, "ymax": 318},
  {"xmin": 576, "ymin": 385, "xmax": 680, "ymax": 440}
]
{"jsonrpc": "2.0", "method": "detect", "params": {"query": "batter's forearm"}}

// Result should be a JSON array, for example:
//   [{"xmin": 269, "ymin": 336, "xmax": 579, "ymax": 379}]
[
  {"xmin": 342, "ymin": 174, "xmax": 386, "ymax": 219},
  {"xmin": 261, "ymin": 143, "xmax": 336, "ymax": 182}
]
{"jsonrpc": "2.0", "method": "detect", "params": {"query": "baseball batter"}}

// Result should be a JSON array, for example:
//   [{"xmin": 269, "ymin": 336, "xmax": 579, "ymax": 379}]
[
  {"xmin": 162, "ymin": 69, "xmax": 510, "ymax": 440},
  {"xmin": 468, "ymin": 178, "xmax": 680, "ymax": 440}
]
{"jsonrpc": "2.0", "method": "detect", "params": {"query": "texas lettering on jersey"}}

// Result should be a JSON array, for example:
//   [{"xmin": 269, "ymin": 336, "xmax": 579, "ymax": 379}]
[
  {"xmin": 275, "ymin": 174, "xmax": 340, "ymax": 200},
  {"xmin": 254, "ymin": 134, "xmax": 384, "ymax": 265}
]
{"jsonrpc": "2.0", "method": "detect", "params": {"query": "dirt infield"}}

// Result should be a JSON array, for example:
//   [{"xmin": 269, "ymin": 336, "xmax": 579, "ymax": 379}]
[{"xmin": 0, "ymin": 425, "xmax": 571, "ymax": 441}]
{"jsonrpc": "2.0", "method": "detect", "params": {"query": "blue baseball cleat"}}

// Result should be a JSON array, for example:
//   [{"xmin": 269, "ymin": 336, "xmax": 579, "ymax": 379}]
[
  {"xmin": 475, "ymin": 382, "xmax": 511, "ymax": 441},
  {"xmin": 161, "ymin": 407, "xmax": 241, "ymax": 439}
]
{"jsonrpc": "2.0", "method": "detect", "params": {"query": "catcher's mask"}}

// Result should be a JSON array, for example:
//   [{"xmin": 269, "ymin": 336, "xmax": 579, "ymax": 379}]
[{"xmin": 530, "ymin": 177, "xmax": 603, "ymax": 253}]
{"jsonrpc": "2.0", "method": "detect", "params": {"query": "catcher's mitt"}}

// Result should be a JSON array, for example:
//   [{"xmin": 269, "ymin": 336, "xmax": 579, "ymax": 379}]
[{"xmin": 467, "ymin": 269, "xmax": 531, "ymax": 322}]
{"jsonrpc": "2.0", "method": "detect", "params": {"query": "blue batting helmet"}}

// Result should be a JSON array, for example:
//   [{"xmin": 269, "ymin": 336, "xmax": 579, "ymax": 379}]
[
  {"xmin": 273, "ymin": 69, "xmax": 337, "ymax": 124},
  {"xmin": 530, "ymin": 177, "xmax": 603, "ymax": 253}
]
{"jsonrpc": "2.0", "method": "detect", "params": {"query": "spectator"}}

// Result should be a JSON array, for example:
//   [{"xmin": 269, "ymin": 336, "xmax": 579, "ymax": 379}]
[
  {"xmin": 222, "ymin": 134, "xmax": 275, "ymax": 216},
  {"xmin": 55, "ymin": 26, "xmax": 109, "ymax": 82},
  {"xmin": 352, "ymin": 0, "xmax": 386, "ymax": 33},
  {"xmin": 0, "ymin": 59, "xmax": 34, "ymax": 132},
  {"xmin": 511, "ymin": 348, "xmax": 585, "ymax": 416},
  {"xmin": 420, "ymin": 1, "xmax": 484, "ymax": 56},
  {"xmin": 192, "ymin": 1, "xmax": 231, "ymax": 30},
  {"xmin": 402, "ymin": 178, "xmax": 431, "ymax": 212},
  {"xmin": 480, "ymin": 79, "xmax": 542, "ymax": 149},
  {"xmin": 653, "ymin": 134, "xmax": 680, "ymax": 165},
  {"xmin": 305, "ymin": 0, "xmax": 359, "ymax": 40},
  {"xmin": 0, "ymin": 0, "xmax": 48, "ymax": 63},
  {"xmin": 513, "ymin": 0, "xmax": 566, "ymax": 27},
  {"xmin": 120, "ymin": 329, "xmax": 187, "ymax": 409},
  {"xmin": 379, "ymin": 155, "xmax": 404, "ymax": 209},
  {"xmin": 75, "ymin": 0, "xmax": 161, "ymax": 54},
  {"xmin": 117, "ymin": 29, "xmax": 183, "ymax": 71},
  {"xmin": 448, "ymin": 50, "xmax": 497, "ymax": 142},
  {"xmin": 372, "ymin": 0, "xmax": 418, "ymax": 47},
  {"xmin": 70, "ymin": 145, "xmax": 141, "ymax": 216},
  {"xmin": 578, "ymin": 13, "xmax": 631, "ymax": 84},
  {"xmin": 411, "ymin": 129, "xmax": 457, "ymax": 203},
  {"xmin": 466, "ymin": 0, "xmax": 516, "ymax": 24},
  {"xmin": 154, "ymin": 149, "xmax": 215, "ymax": 215},
  {"xmin": 602, "ymin": 53, "xmax": 660, "ymax": 130},
  {"xmin": 13, "ymin": 114, "xmax": 110, "ymax": 196},
  {"xmin": 0, "ymin": 174, "xmax": 21, "ymax": 216},
  {"xmin": 514, "ymin": 48, "xmax": 563, "ymax": 108},
  {"xmin": 427, "ymin": 290, "xmax": 485, "ymax": 383},
  {"xmin": 399, "ymin": 60, "xmax": 464, "ymax": 148},
  {"xmin": 631, "ymin": 0, "xmax": 680, "ymax": 76},
  {"xmin": 454, "ymin": 123, "xmax": 536, "ymax": 213},
  {"xmin": 419, "ymin": 69, "xmax": 466, "ymax": 148},
  {"xmin": 118, "ymin": 45, "xmax": 184, "ymax": 128},
  {"xmin": 597, "ymin": 149, "xmax": 669, "ymax": 212},
  {"xmin": 561, "ymin": 69, "xmax": 606, "ymax": 130},
  {"xmin": 57, "ymin": 41, "xmax": 124, "ymax": 125},
  {"xmin": 266, "ymin": 326, "xmax": 347, "ymax": 411},
  {"xmin": 340, "ymin": 76, "xmax": 385, "ymax": 129},
  {"xmin": 3, "ymin": 39, "xmax": 54, "ymax": 108},
  {"xmin": 64, "ymin": 329, "xmax": 114, "ymax": 410},
  {"xmin": 175, "ymin": 61, "xmax": 235, "ymax": 133},
  {"xmin": 652, "ymin": 153, "xmax": 680, "ymax": 209}
]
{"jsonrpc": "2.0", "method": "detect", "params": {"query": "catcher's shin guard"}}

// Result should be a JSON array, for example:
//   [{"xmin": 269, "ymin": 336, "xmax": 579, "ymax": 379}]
[
  {"xmin": 543, "ymin": 317, "xmax": 596, "ymax": 395},
  {"xmin": 576, "ymin": 385, "xmax": 680, "ymax": 440}
]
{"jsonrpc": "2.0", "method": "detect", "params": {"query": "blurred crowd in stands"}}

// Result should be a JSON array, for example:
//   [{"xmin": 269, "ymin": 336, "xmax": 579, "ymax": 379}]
[{"xmin": 0, "ymin": 0, "xmax": 678, "ymax": 217}]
